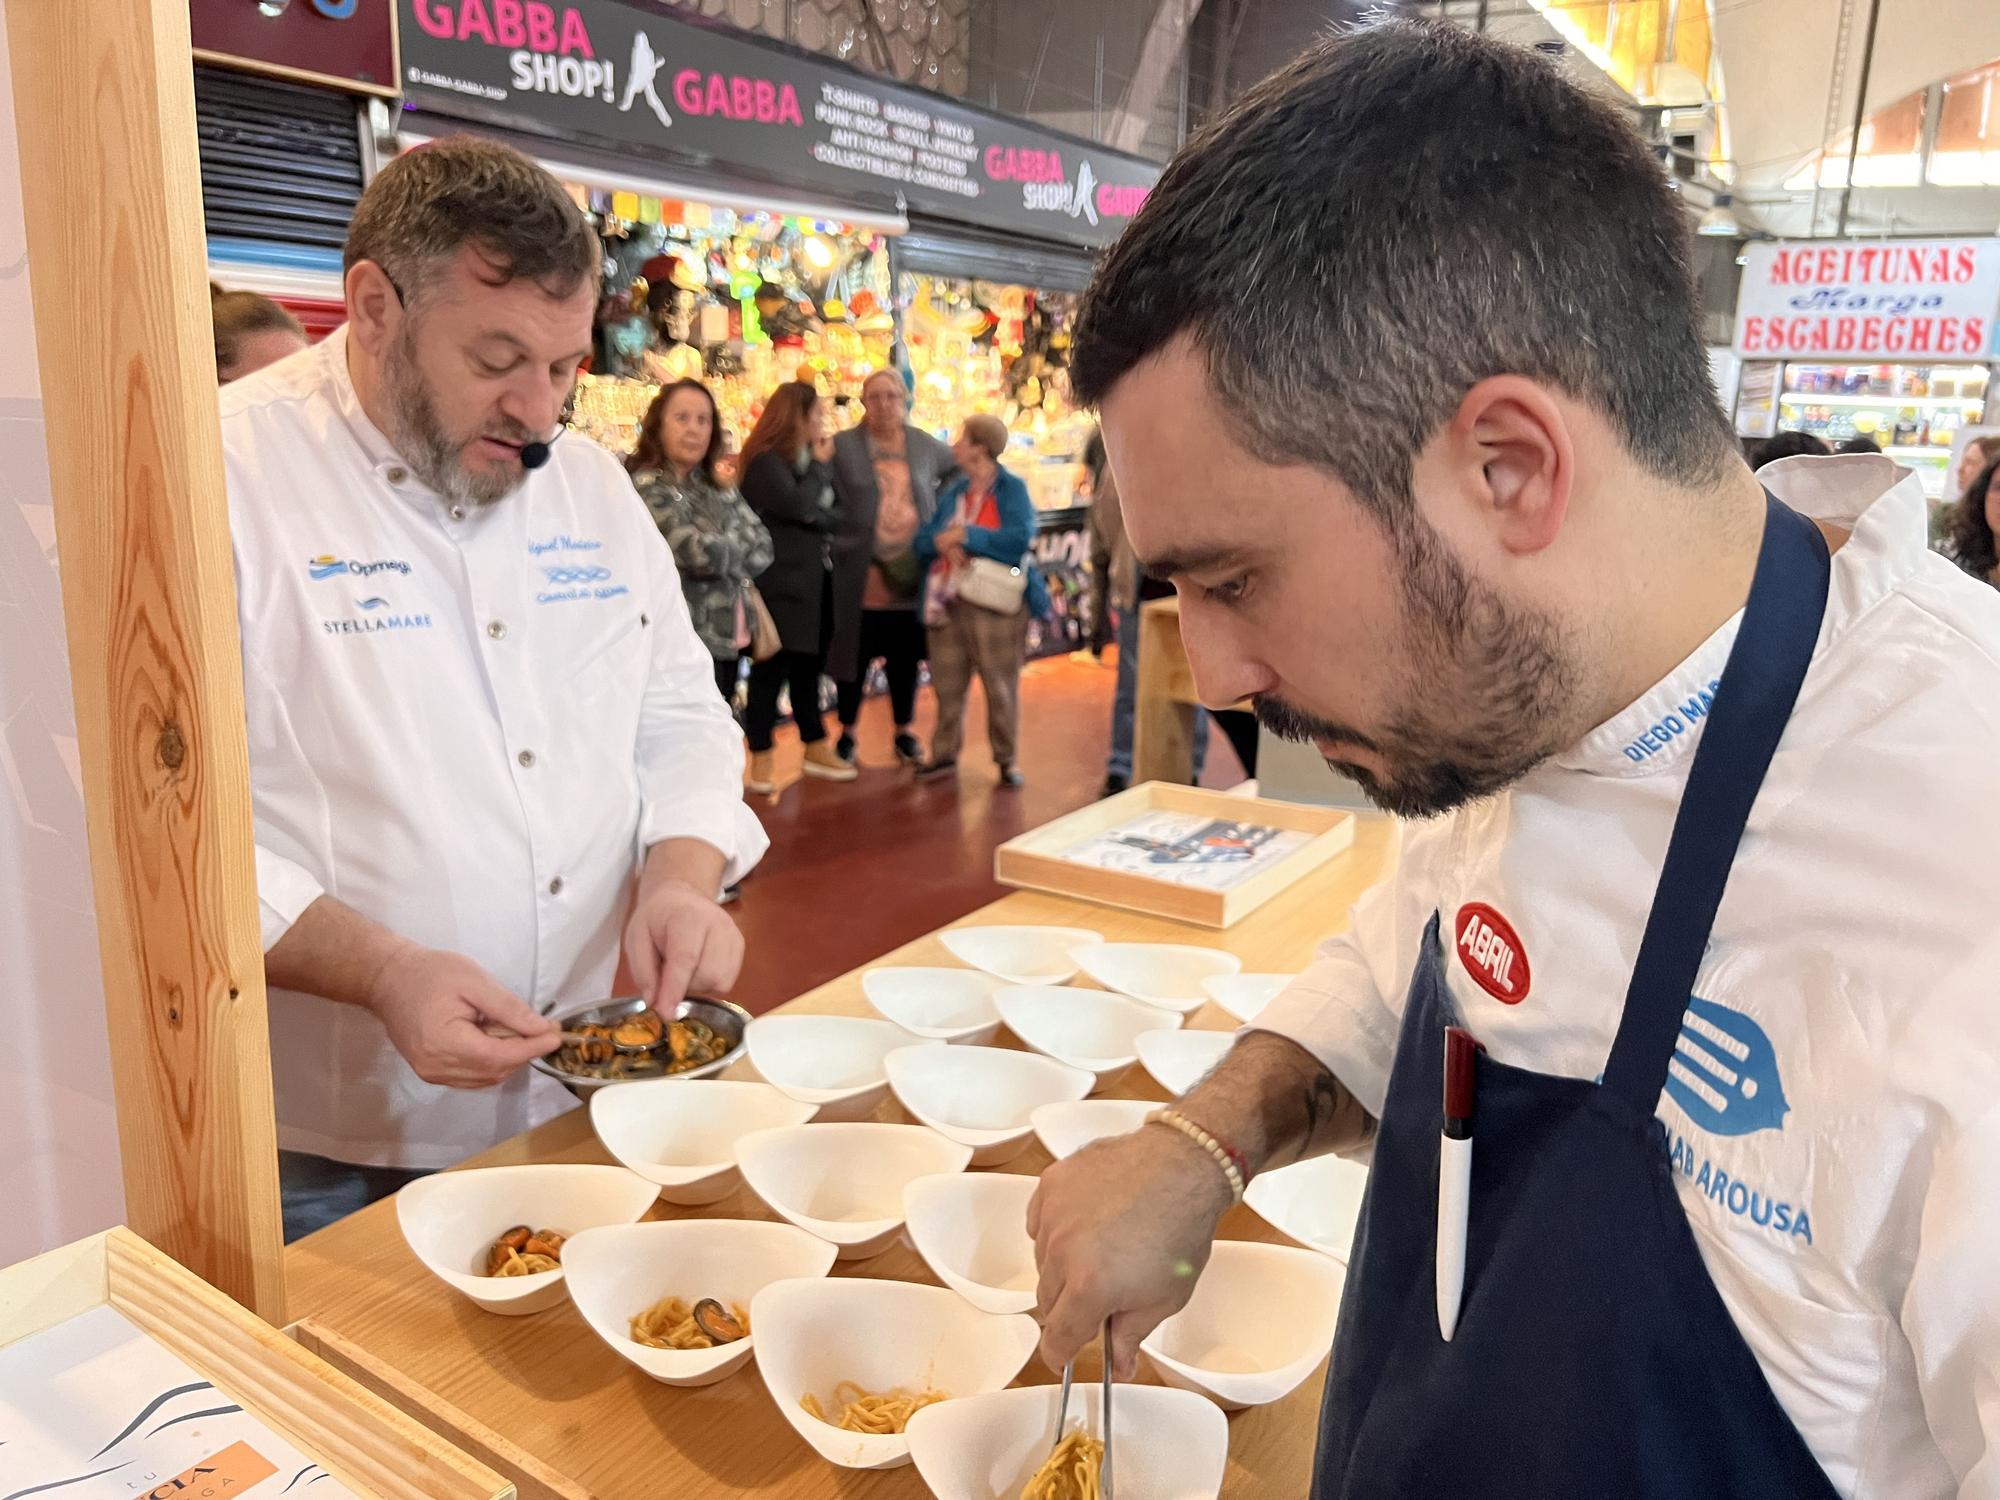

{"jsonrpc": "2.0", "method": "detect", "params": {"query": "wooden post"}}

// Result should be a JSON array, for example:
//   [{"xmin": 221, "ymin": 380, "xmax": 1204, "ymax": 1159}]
[
  {"xmin": 1134, "ymin": 595, "xmax": 1202, "ymax": 786},
  {"xmin": 7, "ymin": 0, "xmax": 285, "ymax": 1318}
]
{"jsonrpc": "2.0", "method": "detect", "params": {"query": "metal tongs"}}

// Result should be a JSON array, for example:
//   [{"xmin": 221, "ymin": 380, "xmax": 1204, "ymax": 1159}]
[{"xmin": 1050, "ymin": 1319, "xmax": 1115, "ymax": 1499}]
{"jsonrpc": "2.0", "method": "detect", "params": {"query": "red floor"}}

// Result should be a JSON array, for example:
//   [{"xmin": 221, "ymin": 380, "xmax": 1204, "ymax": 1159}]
[{"xmin": 726, "ymin": 650, "xmax": 1244, "ymax": 1014}]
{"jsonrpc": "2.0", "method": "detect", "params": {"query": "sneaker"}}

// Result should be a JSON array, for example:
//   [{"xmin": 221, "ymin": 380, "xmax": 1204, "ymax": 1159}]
[
  {"xmin": 894, "ymin": 731, "xmax": 924, "ymax": 765},
  {"xmin": 998, "ymin": 764, "xmax": 1025, "ymax": 789},
  {"xmin": 834, "ymin": 730, "xmax": 858, "ymax": 765},
  {"xmin": 802, "ymin": 739, "xmax": 860, "ymax": 781},
  {"xmin": 916, "ymin": 756, "xmax": 958, "ymax": 781},
  {"xmin": 1101, "ymin": 773, "xmax": 1130, "ymax": 798},
  {"xmin": 747, "ymin": 751, "xmax": 776, "ymax": 794}
]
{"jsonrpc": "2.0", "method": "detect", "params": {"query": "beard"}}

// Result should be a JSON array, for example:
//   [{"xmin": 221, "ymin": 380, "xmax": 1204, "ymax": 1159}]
[
  {"xmin": 381, "ymin": 326, "xmax": 531, "ymax": 508},
  {"xmin": 1256, "ymin": 515, "xmax": 1581, "ymax": 820}
]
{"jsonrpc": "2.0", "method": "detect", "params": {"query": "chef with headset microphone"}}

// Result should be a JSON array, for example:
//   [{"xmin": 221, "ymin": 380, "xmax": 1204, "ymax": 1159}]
[{"xmin": 219, "ymin": 136, "xmax": 766, "ymax": 1242}]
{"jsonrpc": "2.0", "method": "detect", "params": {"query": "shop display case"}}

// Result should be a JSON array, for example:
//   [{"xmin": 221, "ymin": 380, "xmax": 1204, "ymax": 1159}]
[
  {"xmin": 900, "ymin": 272, "xmax": 1093, "ymax": 511},
  {"xmin": 561, "ymin": 184, "xmax": 896, "ymax": 457},
  {"xmin": 1775, "ymin": 362, "xmax": 1991, "ymax": 498}
]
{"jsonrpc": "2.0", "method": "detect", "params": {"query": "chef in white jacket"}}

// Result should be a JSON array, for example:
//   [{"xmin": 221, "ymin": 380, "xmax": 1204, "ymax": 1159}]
[
  {"xmin": 220, "ymin": 136, "xmax": 767, "ymax": 1240},
  {"xmin": 1030, "ymin": 22, "xmax": 2000, "ymax": 1499}
]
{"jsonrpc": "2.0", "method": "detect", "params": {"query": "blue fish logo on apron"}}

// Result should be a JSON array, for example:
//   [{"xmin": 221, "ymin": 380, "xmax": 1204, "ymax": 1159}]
[{"xmin": 1664, "ymin": 997, "xmax": 1789, "ymax": 1136}]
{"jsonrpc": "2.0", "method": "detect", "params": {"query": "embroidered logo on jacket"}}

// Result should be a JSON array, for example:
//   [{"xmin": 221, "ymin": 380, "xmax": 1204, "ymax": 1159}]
[{"xmin": 1454, "ymin": 903, "xmax": 1530, "ymax": 1005}]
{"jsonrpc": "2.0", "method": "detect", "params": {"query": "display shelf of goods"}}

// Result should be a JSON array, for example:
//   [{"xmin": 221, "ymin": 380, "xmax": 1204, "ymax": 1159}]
[
  {"xmin": 574, "ymin": 190, "xmax": 894, "ymax": 455},
  {"xmin": 902, "ymin": 273, "xmax": 1090, "ymax": 509}
]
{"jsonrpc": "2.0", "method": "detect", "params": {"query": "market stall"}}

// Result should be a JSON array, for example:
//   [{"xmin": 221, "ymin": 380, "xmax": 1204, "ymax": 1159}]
[
  {"xmin": 393, "ymin": 0, "xmax": 1157, "ymax": 652},
  {"xmin": 191, "ymin": 0, "xmax": 393, "ymax": 335},
  {"xmin": 1733, "ymin": 238, "xmax": 2000, "ymax": 502},
  {"xmin": 282, "ymin": 821, "xmax": 1390, "ymax": 1499}
]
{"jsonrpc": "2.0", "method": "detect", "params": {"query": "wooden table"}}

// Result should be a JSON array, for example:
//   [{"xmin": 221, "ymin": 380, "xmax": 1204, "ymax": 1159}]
[{"xmin": 286, "ymin": 818, "xmax": 1391, "ymax": 1499}]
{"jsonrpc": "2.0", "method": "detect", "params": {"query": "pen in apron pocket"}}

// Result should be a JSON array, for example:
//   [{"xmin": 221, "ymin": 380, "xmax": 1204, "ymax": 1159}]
[{"xmin": 1438, "ymin": 1025, "xmax": 1482, "ymax": 1341}]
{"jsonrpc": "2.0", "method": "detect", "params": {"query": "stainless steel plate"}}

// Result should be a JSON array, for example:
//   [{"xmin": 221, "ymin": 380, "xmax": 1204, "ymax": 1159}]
[{"xmin": 529, "ymin": 994, "xmax": 749, "ymax": 1099}]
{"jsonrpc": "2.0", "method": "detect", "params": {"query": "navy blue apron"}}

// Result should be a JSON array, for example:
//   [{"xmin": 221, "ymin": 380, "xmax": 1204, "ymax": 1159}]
[{"xmin": 1313, "ymin": 496, "xmax": 1840, "ymax": 1499}]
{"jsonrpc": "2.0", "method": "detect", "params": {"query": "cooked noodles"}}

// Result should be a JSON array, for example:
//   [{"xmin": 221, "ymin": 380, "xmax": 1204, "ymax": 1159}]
[
  {"xmin": 629, "ymin": 1295, "xmax": 751, "ymax": 1350},
  {"xmin": 481, "ymin": 1226, "xmax": 566, "ymax": 1277},
  {"xmin": 490, "ymin": 1251, "xmax": 559, "ymax": 1277},
  {"xmin": 798, "ymin": 1381, "xmax": 949, "ymax": 1435},
  {"xmin": 1020, "ymin": 1430, "xmax": 1105, "ymax": 1500}
]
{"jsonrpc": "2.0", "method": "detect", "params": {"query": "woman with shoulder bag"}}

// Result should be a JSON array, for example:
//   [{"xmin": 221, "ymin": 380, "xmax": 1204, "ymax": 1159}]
[
  {"xmin": 913, "ymin": 413, "xmax": 1047, "ymax": 788},
  {"xmin": 739, "ymin": 381, "xmax": 853, "ymax": 791},
  {"xmin": 626, "ymin": 379, "xmax": 773, "ymax": 707}
]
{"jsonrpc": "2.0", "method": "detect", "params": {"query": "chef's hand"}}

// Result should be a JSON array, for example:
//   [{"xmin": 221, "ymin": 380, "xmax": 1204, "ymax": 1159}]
[
  {"xmin": 1028, "ymin": 1123, "xmax": 1236, "ymax": 1379},
  {"xmin": 625, "ymin": 874, "xmax": 744, "ymax": 1015},
  {"xmin": 368, "ymin": 944, "xmax": 560, "ymax": 1089}
]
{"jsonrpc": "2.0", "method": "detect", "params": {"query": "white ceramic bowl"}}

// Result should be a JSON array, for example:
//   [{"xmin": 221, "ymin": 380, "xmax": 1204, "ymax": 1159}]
[
  {"xmin": 885, "ymin": 1045, "xmax": 1093, "ymax": 1166},
  {"xmin": 938, "ymin": 925, "xmax": 1103, "ymax": 985},
  {"xmin": 736, "ymin": 1122, "xmax": 972, "ymax": 1259},
  {"xmin": 1134, "ymin": 1028, "xmax": 1236, "ymax": 1098},
  {"xmin": 860, "ymin": 968, "xmax": 1005, "ymax": 1045},
  {"xmin": 752, "ymin": 1276, "xmax": 1039, "ymax": 1471},
  {"xmin": 907, "ymin": 1382, "xmax": 1229, "ymax": 1500},
  {"xmin": 589, "ymin": 1079, "xmax": 816, "ymax": 1205},
  {"xmin": 394, "ymin": 1164, "xmax": 657, "ymax": 1316},
  {"xmin": 1142, "ymin": 1239, "xmax": 1348, "ymax": 1410},
  {"xmin": 1075, "ymin": 943, "xmax": 1244, "ymax": 1015},
  {"xmin": 744, "ymin": 1014, "xmax": 931, "ymax": 1121},
  {"xmin": 994, "ymin": 985, "xmax": 1184, "ymax": 1093},
  {"xmin": 1244, "ymin": 1154, "xmax": 1371, "ymax": 1263},
  {"xmin": 1201, "ymin": 972, "xmax": 1293, "ymax": 1026},
  {"xmin": 561, "ymin": 1219, "xmax": 836, "ymax": 1386},
  {"xmin": 1029, "ymin": 1098, "xmax": 1154, "ymax": 1161},
  {"xmin": 902, "ymin": 1172, "xmax": 1039, "ymax": 1315}
]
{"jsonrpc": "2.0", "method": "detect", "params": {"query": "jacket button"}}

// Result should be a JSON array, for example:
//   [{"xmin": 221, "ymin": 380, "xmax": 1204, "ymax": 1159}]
[
  {"xmin": 487, "ymin": 620, "xmax": 507, "ymax": 640},
  {"xmin": 386, "ymin": 466, "xmax": 408, "ymax": 485},
  {"xmin": 449, "ymin": 505, "xmax": 466, "ymax": 521},
  {"xmin": 517, "ymin": 749, "xmax": 536, "ymax": 768},
  {"xmin": 548, "ymin": 876, "xmax": 564, "ymax": 896}
]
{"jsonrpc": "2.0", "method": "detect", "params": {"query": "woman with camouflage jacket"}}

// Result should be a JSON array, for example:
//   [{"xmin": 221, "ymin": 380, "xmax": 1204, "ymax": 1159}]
[{"xmin": 627, "ymin": 379, "xmax": 774, "ymax": 704}]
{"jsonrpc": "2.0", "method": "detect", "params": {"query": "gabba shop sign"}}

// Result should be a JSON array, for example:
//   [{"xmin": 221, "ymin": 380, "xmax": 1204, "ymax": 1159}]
[
  {"xmin": 1734, "ymin": 237, "xmax": 2000, "ymax": 362},
  {"xmin": 407, "ymin": 1, "xmax": 805, "ymax": 122},
  {"xmin": 399, "ymin": 0, "xmax": 1158, "ymax": 249}
]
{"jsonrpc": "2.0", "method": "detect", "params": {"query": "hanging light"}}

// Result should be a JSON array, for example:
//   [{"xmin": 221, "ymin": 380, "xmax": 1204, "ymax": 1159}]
[
  {"xmin": 803, "ymin": 236, "xmax": 836, "ymax": 270},
  {"xmin": 257, "ymin": 0, "xmax": 293, "ymax": 13}
]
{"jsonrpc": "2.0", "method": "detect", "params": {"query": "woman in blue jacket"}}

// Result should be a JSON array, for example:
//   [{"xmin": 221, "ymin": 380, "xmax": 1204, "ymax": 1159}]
[{"xmin": 913, "ymin": 413, "xmax": 1047, "ymax": 786}]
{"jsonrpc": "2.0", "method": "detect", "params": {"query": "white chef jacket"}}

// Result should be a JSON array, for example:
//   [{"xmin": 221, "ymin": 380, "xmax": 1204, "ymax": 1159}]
[
  {"xmin": 1258, "ymin": 456, "xmax": 2000, "ymax": 1499},
  {"xmin": 220, "ymin": 329, "xmax": 768, "ymax": 1170}
]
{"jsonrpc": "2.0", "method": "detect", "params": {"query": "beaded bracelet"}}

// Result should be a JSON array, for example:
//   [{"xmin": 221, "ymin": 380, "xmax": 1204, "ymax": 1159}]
[{"xmin": 1148, "ymin": 1108, "xmax": 1247, "ymax": 1205}]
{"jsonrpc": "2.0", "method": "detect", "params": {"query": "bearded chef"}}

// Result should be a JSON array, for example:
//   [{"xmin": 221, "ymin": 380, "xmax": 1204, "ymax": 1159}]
[
  {"xmin": 1030, "ymin": 22, "xmax": 2000, "ymax": 1499},
  {"xmin": 220, "ymin": 136, "xmax": 767, "ymax": 1242}
]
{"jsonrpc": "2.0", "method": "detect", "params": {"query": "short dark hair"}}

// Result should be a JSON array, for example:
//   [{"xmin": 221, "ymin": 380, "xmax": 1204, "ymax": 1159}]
[
  {"xmin": 1748, "ymin": 430, "xmax": 1833, "ymax": 467},
  {"xmin": 1835, "ymin": 435, "xmax": 1882, "ymax": 455},
  {"xmin": 210, "ymin": 282, "xmax": 303, "ymax": 372},
  {"xmin": 1070, "ymin": 19, "xmax": 1736, "ymax": 521},
  {"xmin": 345, "ymin": 135, "xmax": 600, "ymax": 304}
]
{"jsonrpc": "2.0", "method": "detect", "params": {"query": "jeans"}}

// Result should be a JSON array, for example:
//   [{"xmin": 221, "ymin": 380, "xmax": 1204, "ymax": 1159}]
[
  {"xmin": 836, "ymin": 608, "xmax": 926, "ymax": 730},
  {"xmin": 1107, "ymin": 602, "xmax": 1207, "ymax": 781},
  {"xmin": 280, "ymin": 1149, "xmax": 428, "ymax": 1243}
]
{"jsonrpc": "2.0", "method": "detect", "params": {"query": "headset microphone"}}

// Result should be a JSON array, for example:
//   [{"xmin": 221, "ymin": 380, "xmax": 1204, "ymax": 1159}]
[{"xmin": 519, "ymin": 433, "xmax": 556, "ymax": 471}]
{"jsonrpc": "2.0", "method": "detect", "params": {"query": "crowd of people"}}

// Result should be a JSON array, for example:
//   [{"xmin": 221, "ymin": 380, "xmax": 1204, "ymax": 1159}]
[{"xmin": 212, "ymin": 275, "xmax": 1105, "ymax": 810}]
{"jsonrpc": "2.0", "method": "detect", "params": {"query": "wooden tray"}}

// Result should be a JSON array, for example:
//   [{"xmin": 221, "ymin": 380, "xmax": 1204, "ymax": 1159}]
[
  {"xmin": 995, "ymin": 781, "xmax": 1355, "ymax": 928},
  {"xmin": 0, "ymin": 1227, "xmax": 512, "ymax": 1500}
]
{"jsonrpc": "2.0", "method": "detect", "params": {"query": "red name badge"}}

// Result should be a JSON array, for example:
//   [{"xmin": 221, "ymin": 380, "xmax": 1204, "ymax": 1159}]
[{"xmin": 1454, "ymin": 903, "xmax": 1531, "ymax": 1005}]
